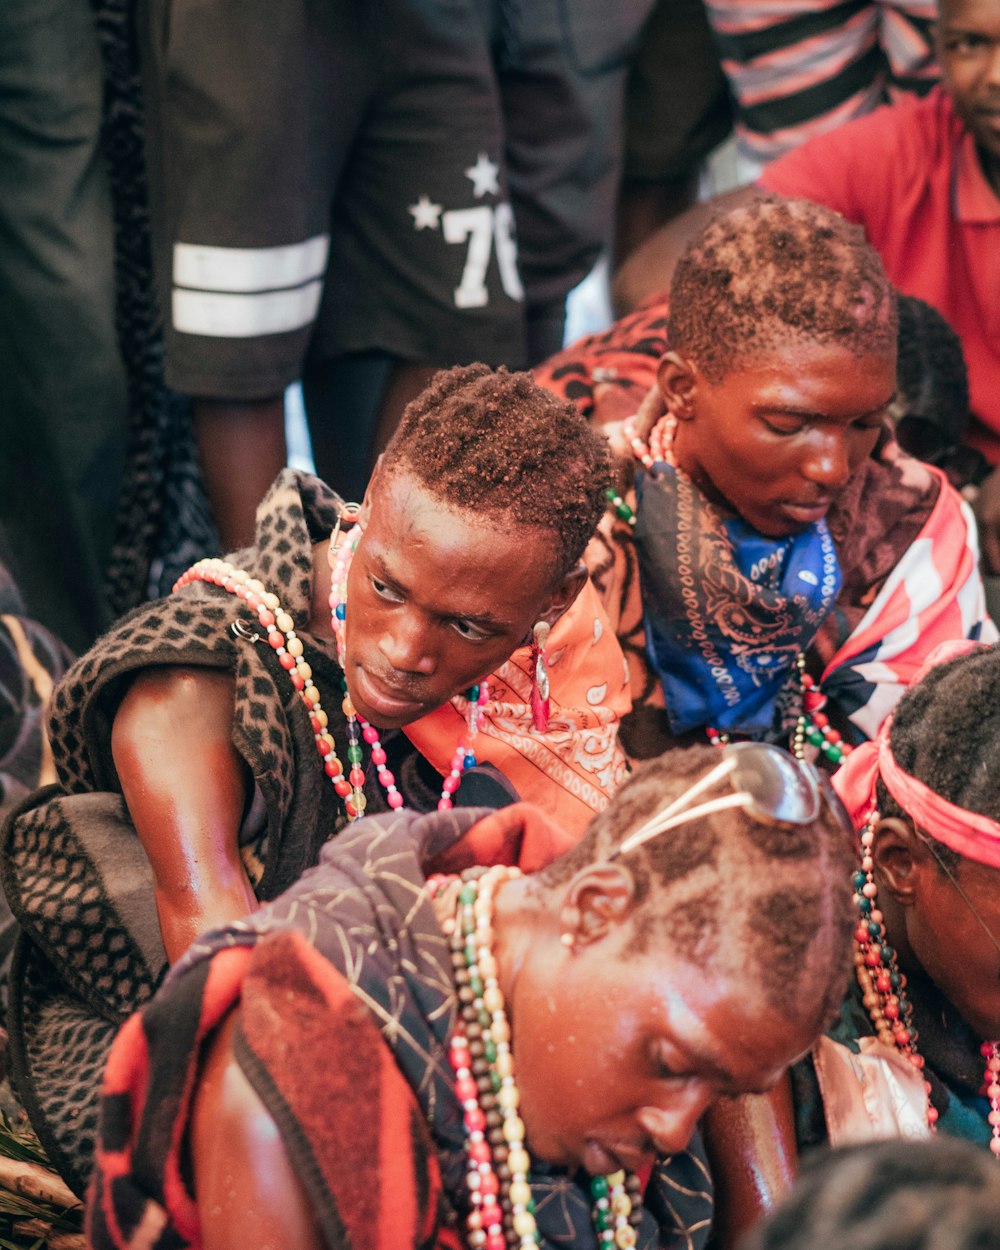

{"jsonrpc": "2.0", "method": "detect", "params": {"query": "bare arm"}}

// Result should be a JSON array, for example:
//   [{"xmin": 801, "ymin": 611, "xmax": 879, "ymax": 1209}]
[
  {"xmin": 701, "ymin": 1079, "xmax": 799, "ymax": 1249},
  {"xmin": 111, "ymin": 667, "xmax": 258, "ymax": 963},
  {"xmin": 611, "ymin": 185, "xmax": 760, "ymax": 316},
  {"xmin": 191, "ymin": 1011, "xmax": 324, "ymax": 1250}
]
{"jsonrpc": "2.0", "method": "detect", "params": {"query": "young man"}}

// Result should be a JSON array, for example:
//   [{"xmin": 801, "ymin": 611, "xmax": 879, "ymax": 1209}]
[
  {"xmin": 613, "ymin": 0, "xmax": 1000, "ymax": 574},
  {"xmin": 2, "ymin": 365, "xmax": 631, "ymax": 1194},
  {"xmin": 87, "ymin": 745, "xmax": 857, "ymax": 1250},
  {"xmin": 537, "ymin": 196, "xmax": 994, "ymax": 760}
]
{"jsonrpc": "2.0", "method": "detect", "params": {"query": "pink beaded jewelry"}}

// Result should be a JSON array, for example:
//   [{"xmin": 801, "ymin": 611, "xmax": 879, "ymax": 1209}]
[
  {"xmin": 174, "ymin": 557, "xmax": 361, "ymax": 813},
  {"xmin": 175, "ymin": 522, "xmax": 489, "ymax": 822},
  {"xmin": 328, "ymin": 513, "xmax": 488, "ymax": 813},
  {"xmin": 431, "ymin": 868, "xmax": 644, "ymax": 1249},
  {"xmin": 623, "ymin": 413, "xmax": 852, "ymax": 765},
  {"xmin": 853, "ymin": 814, "xmax": 1000, "ymax": 1149}
]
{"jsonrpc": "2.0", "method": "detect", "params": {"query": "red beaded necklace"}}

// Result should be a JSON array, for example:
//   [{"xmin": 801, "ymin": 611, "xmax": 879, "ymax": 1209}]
[
  {"xmin": 621, "ymin": 412, "xmax": 852, "ymax": 765},
  {"xmin": 428, "ymin": 867, "xmax": 645, "ymax": 1248},
  {"xmin": 852, "ymin": 813, "xmax": 1000, "ymax": 1151}
]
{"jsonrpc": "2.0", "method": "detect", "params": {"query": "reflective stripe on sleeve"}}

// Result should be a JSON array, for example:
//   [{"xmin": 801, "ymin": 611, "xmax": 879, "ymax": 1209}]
[
  {"xmin": 173, "ymin": 236, "xmax": 330, "ymax": 293},
  {"xmin": 172, "ymin": 280, "xmax": 323, "ymax": 338}
]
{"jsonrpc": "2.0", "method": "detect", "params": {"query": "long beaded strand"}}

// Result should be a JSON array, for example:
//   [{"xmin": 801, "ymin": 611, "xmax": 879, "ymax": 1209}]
[
  {"xmin": 173, "ymin": 558, "xmax": 358, "ymax": 808},
  {"xmin": 622, "ymin": 414, "xmax": 851, "ymax": 765},
  {"xmin": 434, "ymin": 868, "xmax": 644, "ymax": 1248},
  {"xmin": 852, "ymin": 815, "xmax": 1000, "ymax": 1150},
  {"xmin": 328, "ymin": 516, "xmax": 488, "ymax": 813}
]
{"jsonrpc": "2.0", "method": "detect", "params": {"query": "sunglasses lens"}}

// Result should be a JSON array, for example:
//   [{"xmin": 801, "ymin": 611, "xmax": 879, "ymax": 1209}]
[{"xmin": 729, "ymin": 744, "xmax": 821, "ymax": 824}]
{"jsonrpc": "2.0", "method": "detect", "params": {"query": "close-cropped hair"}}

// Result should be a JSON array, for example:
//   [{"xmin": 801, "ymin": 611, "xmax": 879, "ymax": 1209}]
[
  {"xmin": 539, "ymin": 744, "xmax": 856, "ymax": 1029},
  {"xmin": 876, "ymin": 644, "xmax": 1000, "ymax": 870},
  {"xmin": 669, "ymin": 195, "xmax": 898, "ymax": 381},
  {"xmin": 381, "ymin": 363, "xmax": 611, "ymax": 577},
  {"xmin": 739, "ymin": 1137, "xmax": 1000, "ymax": 1250}
]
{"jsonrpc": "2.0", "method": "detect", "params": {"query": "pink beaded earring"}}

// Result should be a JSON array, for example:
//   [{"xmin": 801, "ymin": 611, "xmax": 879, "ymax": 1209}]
[{"xmin": 530, "ymin": 621, "xmax": 550, "ymax": 733}]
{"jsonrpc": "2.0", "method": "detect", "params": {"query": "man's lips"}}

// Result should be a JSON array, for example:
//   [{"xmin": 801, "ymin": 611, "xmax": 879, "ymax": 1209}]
[
  {"xmin": 353, "ymin": 665, "xmax": 426, "ymax": 720},
  {"xmin": 583, "ymin": 1139, "xmax": 653, "ymax": 1177},
  {"xmin": 777, "ymin": 499, "xmax": 832, "ymax": 525}
]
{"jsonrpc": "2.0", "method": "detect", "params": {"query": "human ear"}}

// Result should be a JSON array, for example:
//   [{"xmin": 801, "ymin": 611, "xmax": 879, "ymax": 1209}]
[
  {"xmin": 536, "ymin": 562, "xmax": 588, "ymax": 628},
  {"xmin": 871, "ymin": 816, "xmax": 930, "ymax": 906},
  {"xmin": 656, "ymin": 351, "xmax": 698, "ymax": 421},
  {"xmin": 559, "ymin": 863, "xmax": 638, "ymax": 947}
]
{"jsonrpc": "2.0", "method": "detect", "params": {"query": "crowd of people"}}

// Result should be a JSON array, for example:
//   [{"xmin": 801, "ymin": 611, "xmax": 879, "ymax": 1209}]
[{"xmin": 2, "ymin": 0, "xmax": 1000, "ymax": 1247}]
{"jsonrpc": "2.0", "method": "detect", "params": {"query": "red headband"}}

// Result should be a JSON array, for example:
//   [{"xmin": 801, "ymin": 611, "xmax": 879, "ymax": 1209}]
[{"xmin": 832, "ymin": 640, "xmax": 1000, "ymax": 869}]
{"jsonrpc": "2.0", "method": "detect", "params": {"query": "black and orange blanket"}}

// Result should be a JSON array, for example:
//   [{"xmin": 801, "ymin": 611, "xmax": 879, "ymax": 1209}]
[{"xmin": 88, "ymin": 806, "xmax": 714, "ymax": 1250}]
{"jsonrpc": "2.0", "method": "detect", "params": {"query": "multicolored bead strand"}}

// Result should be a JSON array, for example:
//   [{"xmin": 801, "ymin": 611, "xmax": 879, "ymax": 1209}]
[
  {"xmin": 590, "ymin": 1171, "xmax": 643, "ymax": 1249},
  {"xmin": 853, "ymin": 817, "xmax": 1000, "ymax": 1146},
  {"xmin": 328, "ymin": 513, "xmax": 488, "ymax": 813},
  {"xmin": 982, "ymin": 1042, "xmax": 1000, "ymax": 1156},
  {"xmin": 173, "ymin": 558, "xmax": 355, "ymax": 810},
  {"xmin": 708, "ymin": 654, "xmax": 853, "ymax": 762},
  {"xmin": 604, "ymin": 487, "xmax": 636, "ymax": 529},
  {"xmin": 435, "ymin": 869, "xmax": 643, "ymax": 1248}
]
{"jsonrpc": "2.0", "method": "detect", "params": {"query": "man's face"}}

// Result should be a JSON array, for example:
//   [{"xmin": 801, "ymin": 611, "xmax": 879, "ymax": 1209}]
[
  {"xmin": 937, "ymin": 0, "xmax": 1000, "ymax": 171},
  {"xmin": 663, "ymin": 340, "xmax": 896, "ymax": 538},
  {"xmin": 342, "ymin": 468, "xmax": 565, "ymax": 728},
  {"xmin": 507, "ymin": 907, "xmax": 818, "ymax": 1174}
]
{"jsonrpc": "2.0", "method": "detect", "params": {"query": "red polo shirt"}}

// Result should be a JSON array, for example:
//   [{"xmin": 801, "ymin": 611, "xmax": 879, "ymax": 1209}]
[{"xmin": 759, "ymin": 87, "xmax": 1000, "ymax": 463}]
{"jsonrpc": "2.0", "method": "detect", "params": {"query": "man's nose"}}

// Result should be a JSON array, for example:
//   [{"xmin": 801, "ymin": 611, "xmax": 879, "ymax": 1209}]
[
  {"xmin": 378, "ymin": 612, "xmax": 436, "ymax": 675},
  {"xmin": 636, "ymin": 1083, "xmax": 714, "ymax": 1157},
  {"xmin": 800, "ymin": 431, "xmax": 850, "ymax": 491}
]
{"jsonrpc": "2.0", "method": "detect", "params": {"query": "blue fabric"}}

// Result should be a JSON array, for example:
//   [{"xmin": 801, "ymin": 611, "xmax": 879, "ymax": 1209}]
[{"xmin": 635, "ymin": 463, "xmax": 842, "ymax": 736}]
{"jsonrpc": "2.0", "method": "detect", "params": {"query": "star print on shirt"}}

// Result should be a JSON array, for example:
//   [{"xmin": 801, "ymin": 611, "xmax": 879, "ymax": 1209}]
[
  {"xmin": 408, "ymin": 195, "xmax": 443, "ymax": 230},
  {"xmin": 464, "ymin": 151, "xmax": 500, "ymax": 198}
]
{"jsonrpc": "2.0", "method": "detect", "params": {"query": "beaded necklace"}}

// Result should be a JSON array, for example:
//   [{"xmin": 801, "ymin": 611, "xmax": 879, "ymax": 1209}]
[
  {"xmin": 175, "ymin": 526, "xmax": 487, "ymax": 822},
  {"xmin": 852, "ymin": 814, "xmax": 1000, "ymax": 1153},
  {"xmin": 429, "ymin": 866, "xmax": 644, "ymax": 1248},
  {"xmin": 328, "ymin": 514, "xmax": 488, "ymax": 814},
  {"xmin": 620, "ymin": 413, "xmax": 851, "ymax": 766}
]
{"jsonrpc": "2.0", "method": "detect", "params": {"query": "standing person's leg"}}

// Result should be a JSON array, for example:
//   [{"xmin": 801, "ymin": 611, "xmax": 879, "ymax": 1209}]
[
  {"xmin": 0, "ymin": 0, "xmax": 127, "ymax": 652},
  {"xmin": 614, "ymin": 0, "xmax": 733, "ymax": 270},
  {"xmin": 139, "ymin": 0, "xmax": 369, "ymax": 548},
  {"xmin": 307, "ymin": 0, "xmax": 528, "ymax": 483}
]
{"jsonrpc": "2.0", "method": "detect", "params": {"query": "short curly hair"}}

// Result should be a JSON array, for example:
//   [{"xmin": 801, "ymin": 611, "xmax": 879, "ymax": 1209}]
[
  {"xmin": 669, "ymin": 195, "xmax": 898, "ymax": 381},
  {"xmin": 380, "ymin": 364, "xmax": 611, "ymax": 576},
  {"xmin": 538, "ymin": 744, "xmax": 856, "ymax": 1032}
]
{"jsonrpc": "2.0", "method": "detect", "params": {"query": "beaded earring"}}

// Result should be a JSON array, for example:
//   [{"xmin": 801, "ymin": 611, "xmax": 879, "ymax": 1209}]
[{"xmin": 530, "ymin": 621, "xmax": 551, "ymax": 733}]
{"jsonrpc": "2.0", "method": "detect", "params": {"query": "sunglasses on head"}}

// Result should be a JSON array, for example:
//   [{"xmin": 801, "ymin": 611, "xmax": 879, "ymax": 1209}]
[{"xmin": 611, "ymin": 742, "xmax": 852, "ymax": 859}]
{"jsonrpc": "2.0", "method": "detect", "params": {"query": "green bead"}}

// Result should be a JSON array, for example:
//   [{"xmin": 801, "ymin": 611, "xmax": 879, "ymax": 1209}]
[
  {"xmin": 590, "ymin": 1176, "xmax": 609, "ymax": 1200},
  {"xmin": 464, "ymin": 943, "xmax": 477, "ymax": 967},
  {"xmin": 346, "ymin": 743, "xmax": 363, "ymax": 764},
  {"xmin": 595, "ymin": 1209, "xmax": 613, "ymax": 1231},
  {"xmin": 459, "ymin": 884, "xmax": 477, "ymax": 905},
  {"xmin": 484, "ymin": 1039, "xmax": 498, "ymax": 1063},
  {"xmin": 468, "ymin": 974, "xmax": 484, "ymax": 997},
  {"xmin": 615, "ymin": 503, "xmax": 633, "ymax": 521},
  {"xmin": 490, "ymin": 1070, "xmax": 502, "ymax": 1093},
  {"xmin": 806, "ymin": 728, "xmax": 824, "ymax": 746}
]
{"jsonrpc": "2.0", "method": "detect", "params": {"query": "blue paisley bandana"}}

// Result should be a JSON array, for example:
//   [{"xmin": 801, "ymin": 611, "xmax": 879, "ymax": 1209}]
[{"xmin": 635, "ymin": 462, "xmax": 842, "ymax": 736}]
